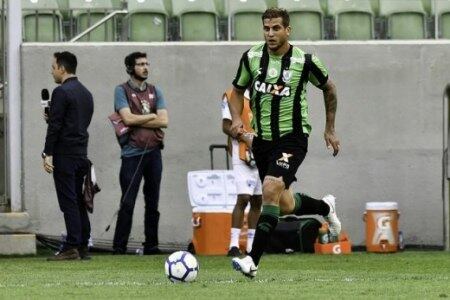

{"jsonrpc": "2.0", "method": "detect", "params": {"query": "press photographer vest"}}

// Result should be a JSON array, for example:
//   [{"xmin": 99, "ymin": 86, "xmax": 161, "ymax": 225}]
[{"xmin": 122, "ymin": 82, "xmax": 164, "ymax": 149}]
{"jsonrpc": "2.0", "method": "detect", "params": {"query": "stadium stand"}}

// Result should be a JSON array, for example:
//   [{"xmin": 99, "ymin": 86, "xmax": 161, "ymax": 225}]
[
  {"xmin": 14, "ymin": 0, "xmax": 442, "ymax": 42},
  {"xmin": 172, "ymin": 0, "xmax": 219, "ymax": 41},
  {"xmin": 228, "ymin": 0, "xmax": 267, "ymax": 41},
  {"xmin": 277, "ymin": 0, "xmax": 324, "ymax": 41},
  {"xmin": 434, "ymin": 0, "xmax": 450, "ymax": 38},
  {"xmin": 328, "ymin": 0, "xmax": 374, "ymax": 40},
  {"xmin": 379, "ymin": 0, "xmax": 427, "ymax": 39},
  {"xmin": 69, "ymin": 0, "xmax": 116, "ymax": 41},
  {"xmin": 21, "ymin": 0, "xmax": 63, "ymax": 42},
  {"xmin": 123, "ymin": 0, "xmax": 168, "ymax": 41}
]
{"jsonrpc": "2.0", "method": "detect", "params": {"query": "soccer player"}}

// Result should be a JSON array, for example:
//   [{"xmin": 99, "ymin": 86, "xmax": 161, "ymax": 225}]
[
  {"xmin": 221, "ymin": 88, "xmax": 262, "ymax": 257},
  {"xmin": 229, "ymin": 8, "xmax": 341, "ymax": 278}
]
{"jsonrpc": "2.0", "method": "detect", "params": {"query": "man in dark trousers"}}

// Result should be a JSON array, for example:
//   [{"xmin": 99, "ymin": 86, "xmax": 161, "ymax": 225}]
[
  {"xmin": 43, "ymin": 51, "xmax": 94, "ymax": 261},
  {"xmin": 112, "ymin": 52, "xmax": 168, "ymax": 255}
]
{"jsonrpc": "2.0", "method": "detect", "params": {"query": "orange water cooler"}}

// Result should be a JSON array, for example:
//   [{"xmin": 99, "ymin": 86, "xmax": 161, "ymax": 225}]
[
  {"xmin": 364, "ymin": 202, "xmax": 399, "ymax": 253},
  {"xmin": 191, "ymin": 211, "xmax": 231, "ymax": 255}
]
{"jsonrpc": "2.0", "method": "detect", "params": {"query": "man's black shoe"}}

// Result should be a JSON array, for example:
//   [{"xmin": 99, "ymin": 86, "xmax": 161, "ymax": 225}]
[
  {"xmin": 47, "ymin": 248, "xmax": 80, "ymax": 261},
  {"xmin": 112, "ymin": 248, "xmax": 126, "ymax": 255},
  {"xmin": 227, "ymin": 246, "xmax": 241, "ymax": 257},
  {"xmin": 143, "ymin": 246, "xmax": 162, "ymax": 255},
  {"xmin": 78, "ymin": 246, "xmax": 92, "ymax": 260}
]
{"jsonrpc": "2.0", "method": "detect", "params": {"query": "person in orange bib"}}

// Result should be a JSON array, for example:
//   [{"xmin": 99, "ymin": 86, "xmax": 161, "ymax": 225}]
[{"xmin": 221, "ymin": 88, "xmax": 262, "ymax": 257}]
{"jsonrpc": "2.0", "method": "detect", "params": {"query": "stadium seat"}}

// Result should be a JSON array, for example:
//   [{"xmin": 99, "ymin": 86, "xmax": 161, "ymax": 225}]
[
  {"xmin": 370, "ymin": 0, "xmax": 379, "ymax": 16},
  {"xmin": 328, "ymin": 0, "xmax": 374, "ymax": 40},
  {"xmin": 21, "ymin": 0, "xmax": 63, "ymax": 42},
  {"xmin": 277, "ymin": 0, "xmax": 323, "ymax": 41},
  {"xmin": 172, "ymin": 0, "xmax": 219, "ymax": 41},
  {"xmin": 228, "ymin": 0, "xmax": 267, "ymax": 41},
  {"xmin": 422, "ymin": 0, "xmax": 432, "ymax": 15},
  {"xmin": 69, "ymin": 0, "xmax": 116, "ymax": 41},
  {"xmin": 265, "ymin": 0, "xmax": 277, "ymax": 8},
  {"xmin": 124, "ymin": 0, "xmax": 168, "ymax": 41},
  {"xmin": 214, "ymin": 0, "xmax": 225, "ymax": 17},
  {"xmin": 57, "ymin": 0, "xmax": 69, "ymax": 10},
  {"xmin": 434, "ymin": 0, "xmax": 450, "ymax": 38},
  {"xmin": 110, "ymin": 0, "xmax": 123, "ymax": 9},
  {"xmin": 319, "ymin": 0, "xmax": 328, "ymax": 14},
  {"xmin": 379, "ymin": 0, "xmax": 426, "ymax": 39}
]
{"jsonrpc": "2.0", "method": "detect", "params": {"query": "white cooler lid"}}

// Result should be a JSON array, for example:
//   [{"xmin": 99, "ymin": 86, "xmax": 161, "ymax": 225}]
[
  {"xmin": 366, "ymin": 202, "xmax": 398, "ymax": 210},
  {"xmin": 187, "ymin": 170, "xmax": 237, "ymax": 208}
]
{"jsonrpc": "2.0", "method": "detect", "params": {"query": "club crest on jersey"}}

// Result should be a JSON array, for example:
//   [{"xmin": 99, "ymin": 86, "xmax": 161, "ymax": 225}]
[
  {"xmin": 268, "ymin": 67, "xmax": 278, "ymax": 78},
  {"xmin": 254, "ymin": 81, "xmax": 291, "ymax": 97},
  {"xmin": 276, "ymin": 153, "xmax": 293, "ymax": 169},
  {"xmin": 282, "ymin": 70, "xmax": 292, "ymax": 83}
]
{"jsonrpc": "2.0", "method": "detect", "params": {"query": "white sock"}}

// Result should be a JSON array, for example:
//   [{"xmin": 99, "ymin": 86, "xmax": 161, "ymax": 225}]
[
  {"xmin": 246, "ymin": 229, "xmax": 256, "ymax": 253},
  {"xmin": 229, "ymin": 228, "xmax": 241, "ymax": 248}
]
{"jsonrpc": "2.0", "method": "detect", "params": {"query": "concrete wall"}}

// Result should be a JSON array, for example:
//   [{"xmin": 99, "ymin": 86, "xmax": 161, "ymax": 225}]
[{"xmin": 21, "ymin": 41, "xmax": 450, "ymax": 248}]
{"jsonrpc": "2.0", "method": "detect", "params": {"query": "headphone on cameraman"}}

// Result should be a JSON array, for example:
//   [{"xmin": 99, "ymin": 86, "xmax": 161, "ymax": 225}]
[
  {"xmin": 124, "ymin": 55, "xmax": 135, "ymax": 75},
  {"xmin": 125, "ymin": 63, "xmax": 134, "ymax": 75}
]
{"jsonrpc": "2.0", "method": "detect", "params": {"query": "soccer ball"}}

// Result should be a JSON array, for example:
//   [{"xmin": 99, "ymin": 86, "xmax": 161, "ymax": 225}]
[{"xmin": 164, "ymin": 251, "xmax": 199, "ymax": 283}]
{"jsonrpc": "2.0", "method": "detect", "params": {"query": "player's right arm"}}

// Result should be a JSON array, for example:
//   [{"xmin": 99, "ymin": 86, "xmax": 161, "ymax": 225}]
[
  {"xmin": 222, "ymin": 94, "xmax": 252, "ymax": 148},
  {"xmin": 115, "ymin": 85, "xmax": 157, "ymax": 126},
  {"xmin": 228, "ymin": 88, "xmax": 245, "ymax": 138},
  {"xmin": 221, "ymin": 94, "xmax": 234, "ymax": 137},
  {"xmin": 230, "ymin": 51, "xmax": 252, "ymax": 139}
]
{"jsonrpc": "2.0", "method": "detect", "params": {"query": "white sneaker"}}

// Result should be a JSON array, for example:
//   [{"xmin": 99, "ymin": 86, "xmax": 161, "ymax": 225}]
[
  {"xmin": 231, "ymin": 255, "xmax": 258, "ymax": 278},
  {"xmin": 322, "ymin": 194, "xmax": 341, "ymax": 237}
]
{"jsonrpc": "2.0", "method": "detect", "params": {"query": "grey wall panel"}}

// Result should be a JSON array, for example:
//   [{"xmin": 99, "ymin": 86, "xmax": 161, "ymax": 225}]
[{"xmin": 21, "ymin": 41, "xmax": 450, "ymax": 247}]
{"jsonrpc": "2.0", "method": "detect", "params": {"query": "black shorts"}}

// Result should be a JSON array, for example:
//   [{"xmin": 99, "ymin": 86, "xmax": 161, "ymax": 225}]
[{"xmin": 252, "ymin": 132, "xmax": 308, "ymax": 188}]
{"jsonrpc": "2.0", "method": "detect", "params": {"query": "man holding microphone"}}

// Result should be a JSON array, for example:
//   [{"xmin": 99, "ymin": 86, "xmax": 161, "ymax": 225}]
[{"xmin": 42, "ymin": 51, "xmax": 94, "ymax": 261}]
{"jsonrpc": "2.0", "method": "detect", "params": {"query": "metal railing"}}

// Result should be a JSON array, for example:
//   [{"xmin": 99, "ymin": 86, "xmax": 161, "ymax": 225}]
[
  {"xmin": 442, "ymin": 84, "xmax": 450, "ymax": 251},
  {"xmin": 70, "ymin": 9, "xmax": 127, "ymax": 42},
  {"xmin": 0, "ymin": 0, "xmax": 8, "ymax": 212}
]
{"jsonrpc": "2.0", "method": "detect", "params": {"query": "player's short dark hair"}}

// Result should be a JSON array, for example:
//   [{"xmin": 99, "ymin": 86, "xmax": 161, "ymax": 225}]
[
  {"xmin": 262, "ymin": 7, "xmax": 290, "ymax": 28},
  {"xmin": 125, "ymin": 52, "xmax": 147, "ymax": 70},
  {"xmin": 53, "ymin": 51, "xmax": 77, "ymax": 74}
]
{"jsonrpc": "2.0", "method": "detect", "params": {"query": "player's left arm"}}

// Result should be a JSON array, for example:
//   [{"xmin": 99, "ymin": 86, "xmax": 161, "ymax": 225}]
[
  {"xmin": 321, "ymin": 79, "xmax": 340, "ymax": 157},
  {"xmin": 309, "ymin": 54, "xmax": 340, "ymax": 157}
]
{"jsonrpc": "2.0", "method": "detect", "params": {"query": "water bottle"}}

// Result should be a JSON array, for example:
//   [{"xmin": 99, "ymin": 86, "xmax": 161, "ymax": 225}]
[
  {"xmin": 318, "ymin": 224, "xmax": 329, "ymax": 244},
  {"xmin": 398, "ymin": 231, "xmax": 405, "ymax": 251}
]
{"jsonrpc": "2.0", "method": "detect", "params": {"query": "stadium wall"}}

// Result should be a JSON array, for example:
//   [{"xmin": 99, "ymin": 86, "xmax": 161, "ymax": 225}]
[{"xmin": 21, "ymin": 41, "xmax": 450, "ymax": 248}]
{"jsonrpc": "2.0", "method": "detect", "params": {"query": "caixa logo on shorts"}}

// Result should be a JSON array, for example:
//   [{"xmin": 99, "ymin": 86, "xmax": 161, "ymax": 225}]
[
  {"xmin": 276, "ymin": 153, "xmax": 293, "ymax": 169},
  {"xmin": 254, "ymin": 81, "xmax": 291, "ymax": 97}
]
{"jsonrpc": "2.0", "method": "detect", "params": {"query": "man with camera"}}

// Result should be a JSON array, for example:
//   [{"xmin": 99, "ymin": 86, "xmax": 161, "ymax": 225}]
[
  {"xmin": 43, "ymin": 51, "xmax": 94, "ymax": 261},
  {"xmin": 112, "ymin": 52, "xmax": 168, "ymax": 255}
]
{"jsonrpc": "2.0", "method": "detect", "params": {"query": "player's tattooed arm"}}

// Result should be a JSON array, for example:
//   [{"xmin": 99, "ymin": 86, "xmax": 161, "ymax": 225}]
[{"xmin": 321, "ymin": 79, "xmax": 340, "ymax": 157}]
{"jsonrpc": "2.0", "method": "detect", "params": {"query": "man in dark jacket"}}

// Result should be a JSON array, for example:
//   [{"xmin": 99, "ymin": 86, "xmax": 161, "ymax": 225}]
[{"xmin": 43, "ymin": 51, "xmax": 94, "ymax": 261}]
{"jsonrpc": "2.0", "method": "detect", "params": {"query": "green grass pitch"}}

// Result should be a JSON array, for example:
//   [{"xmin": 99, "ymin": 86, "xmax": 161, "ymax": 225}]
[{"xmin": 1, "ymin": 249, "xmax": 449, "ymax": 299}]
